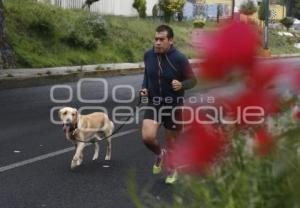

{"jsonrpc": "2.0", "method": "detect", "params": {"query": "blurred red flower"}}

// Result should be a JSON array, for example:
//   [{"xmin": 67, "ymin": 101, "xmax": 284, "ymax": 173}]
[
  {"xmin": 245, "ymin": 62, "xmax": 283, "ymax": 89},
  {"xmin": 222, "ymin": 88, "xmax": 280, "ymax": 127},
  {"xmin": 165, "ymin": 121, "xmax": 228, "ymax": 173},
  {"xmin": 294, "ymin": 110, "xmax": 300, "ymax": 120},
  {"xmin": 254, "ymin": 128, "xmax": 274, "ymax": 156},
  {"xmin": 195, "ymin": 21, "xmax": 261, "ymax": 80}
]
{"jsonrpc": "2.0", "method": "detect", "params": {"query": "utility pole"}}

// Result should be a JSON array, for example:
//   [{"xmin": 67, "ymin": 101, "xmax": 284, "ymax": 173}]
[
  {"xmin": 232, "ymin": 0, "xmax": 235, "ymax": 19},
  {"xmin": 263, "ymin": 0, "xmax": 270, "ymax": 49}
]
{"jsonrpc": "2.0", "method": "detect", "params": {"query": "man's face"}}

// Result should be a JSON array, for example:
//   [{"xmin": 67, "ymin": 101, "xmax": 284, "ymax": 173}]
[{"xmin": 154, "ymin": 31, "xmax": 173, "ymax": 54}]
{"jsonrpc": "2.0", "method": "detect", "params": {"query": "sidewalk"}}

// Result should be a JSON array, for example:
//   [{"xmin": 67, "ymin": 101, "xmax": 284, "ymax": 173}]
[{"xmin": 0, "ymin": 54, "xmax": 299, "ymax": 89}]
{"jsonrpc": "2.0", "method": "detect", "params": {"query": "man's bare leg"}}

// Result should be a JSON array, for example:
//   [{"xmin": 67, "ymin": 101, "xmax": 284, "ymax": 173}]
[
  {"xmin": 142, "ymin": 119, "xmax": 161, "ymax": 155},
  {"xmin": 165, "ymin": 129, "xmax": 180, "ymax": 150}
]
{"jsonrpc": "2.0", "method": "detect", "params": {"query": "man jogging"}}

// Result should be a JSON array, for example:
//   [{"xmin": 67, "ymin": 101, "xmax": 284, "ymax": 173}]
[{"xmin": 140, "ymin": 25, "xmax": 196, "ymax": 184}]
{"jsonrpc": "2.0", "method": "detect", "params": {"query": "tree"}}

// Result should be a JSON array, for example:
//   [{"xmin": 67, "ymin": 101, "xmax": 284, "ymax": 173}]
[
  {"xmin": 82, "ymin": 0, "xmax": 100, "ymax": 11},
  {"xmin": 285, "ymin": 0, "xmax": 294, "ymax": 16},
  {"xmin": 0, "ymin": 0, "xmax": 4, "ymax": 69},
  {"xmin": 0, "ymin": 0, "xmax": 16, "ymax": 69},
  {"xmin": 133, "ymin": 0, "xmax": 147, "ymax": 18},
  {"xmin": 294, "ymin": 0, "xmax": 300, "ymax": 19},
  {"xmin": 158, "ymin": 0, "xmax": 186, "ymax": 22},
  {"xmin": 0, "ymin": 0, "xmax": 4, "ymax": 48},
  {"xmin": 240, "ymin": 1, "xmax": 257, "ymax": 15},
  {"xmin": 217, "ymin": 4, "xmax": 222, "ymax": 23},
  {"xmin": 152, "ymin": 4, "xmax": 159, "ymax": 19}
]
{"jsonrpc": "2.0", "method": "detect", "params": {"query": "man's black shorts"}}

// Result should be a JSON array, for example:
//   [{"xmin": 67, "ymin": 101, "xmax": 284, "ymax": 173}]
[{"xmin": 143, "ymin": 104, "xmax": 183, "ymax": 131}]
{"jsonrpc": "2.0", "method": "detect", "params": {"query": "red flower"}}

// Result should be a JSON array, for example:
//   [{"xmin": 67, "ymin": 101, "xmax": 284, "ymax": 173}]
[
  {"xmin": 294, "ymin": 110, "xmax": 300, "ymax": 120},
  {"xmin": 226, "ymin": 89, "xmax": 280, "ymax": 125},
  {"xmin": 195, "ymin": 21, "xmax": 261, "ymax": 80},
  {"xmin": 165, "ymin": 121, "xmax": 228, "ymax": 173},
  {"xmin": 254, "ymin": 128, "xmax": 274, "ymax": 156},
  {"xmin": 288, "ymin": 70, "xmax": 300, "ymax": 93},
  {"xmin": 245, "ymin": 62, "xmax": 283, "ymax": 89}
]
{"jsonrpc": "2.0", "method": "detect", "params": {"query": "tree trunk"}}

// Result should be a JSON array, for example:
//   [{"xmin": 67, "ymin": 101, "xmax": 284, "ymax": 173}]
[
  {"xmin": 0, "ymin": 0, "xmax": 16, "ymax": 69},
  {"xmin": 0, "ymin": 0, "xmax": 4, "ymax": 69}
]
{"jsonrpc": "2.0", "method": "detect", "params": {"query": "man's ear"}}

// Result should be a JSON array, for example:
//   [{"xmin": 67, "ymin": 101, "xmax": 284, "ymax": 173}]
[{"xmin": 169, "ymin": 38, "xmax": 174, "ymax": 45}]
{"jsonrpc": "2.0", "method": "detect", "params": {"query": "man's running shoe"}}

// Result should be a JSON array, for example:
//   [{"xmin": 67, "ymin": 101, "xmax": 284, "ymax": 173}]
[
  {"xmin": 165, "ymin": 170, "xmax": 178, "ymax": 184},
  {"xmin": 152, "ymin": 149, "xmax": 166, "ymax": 174}
]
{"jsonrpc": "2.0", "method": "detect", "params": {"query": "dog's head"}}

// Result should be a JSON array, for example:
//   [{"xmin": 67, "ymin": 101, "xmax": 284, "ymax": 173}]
[{"xmin": 58, "ymin": 107, "xmax": 78, "ymax": 133}]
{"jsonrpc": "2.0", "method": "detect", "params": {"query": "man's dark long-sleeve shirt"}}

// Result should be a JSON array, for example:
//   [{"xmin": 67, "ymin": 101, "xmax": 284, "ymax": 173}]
[{"xmin": 142, "ymin": 46, "xmax": 196, "ymax": 106}]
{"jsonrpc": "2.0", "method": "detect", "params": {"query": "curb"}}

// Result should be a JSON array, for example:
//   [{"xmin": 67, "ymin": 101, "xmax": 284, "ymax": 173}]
[
  {"xmin": 0, "ymin": 67, "xmax": 144, "ymax": 90},
  {"xmin": 270, "ymin": 53, "xmax": 300, "ymax": 59},
  {"xmin": 256, "ymin": 53, "xmax": 300, "ymax": 59},
  {"xmin": 0, "ymin": 55, "xmax": 299, "ymax": 90},
  {"xmin": 0, "ymin": 59, "xmax": 201, "ymax": 90}
]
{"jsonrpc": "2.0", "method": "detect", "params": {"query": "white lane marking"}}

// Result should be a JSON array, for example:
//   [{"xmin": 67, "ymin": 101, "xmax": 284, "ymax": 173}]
[{"xmin": 0, "ymin": 129, "xmax": 137, "ymax": 173}]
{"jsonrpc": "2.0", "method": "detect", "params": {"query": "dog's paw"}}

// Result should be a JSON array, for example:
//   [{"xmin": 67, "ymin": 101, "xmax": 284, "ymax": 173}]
[
  {"xmin": 105, "ymin": 155, "xmax": 111, "ymax": 160},
  {"xmin": 92, "ymin": 155, "xmax": 98, "ymax": 161},
  {"xmin": 76, "ymin": 158, "xmax": 83, "ymax": 166},
  {"xmin": 70, "ymin": 160, "xmax": 77, "ymax": 170}
]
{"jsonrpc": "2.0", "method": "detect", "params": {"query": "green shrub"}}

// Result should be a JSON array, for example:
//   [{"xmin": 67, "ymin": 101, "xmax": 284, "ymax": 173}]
[
  {"xmin": 193, "ymin": 19, "xmax": 205, "ymax": 28},
  {"xmin": 29, "ymin": 18, "xmax": 55, "ymax": 37},
  {"xmin": 152, "ymin": 4, "xmax": 159, "ymax": 18},
  {"xmin": 177, "ymin": 10, "xmax": 184, "ymax": 22},
  {"xmin": 17, "ymin": 3, "xmax": 59, "ymax": 38},
  {"xmin": 64, "ymin": 29, "xmax": 98, "ymax": 50},
  {"xmin": 280, "ymin": 17, "xmax": 294, "ymax": 31},
  {"xmin": 82, "ymin": 14, "xmax": 107, "ymax": 38},
  {"xmin": 63, "ymin": 14, "xmax": 106, "ymax": 49}
]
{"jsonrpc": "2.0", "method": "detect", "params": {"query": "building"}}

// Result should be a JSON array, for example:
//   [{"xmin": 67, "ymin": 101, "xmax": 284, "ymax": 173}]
[
  {"xmin": 183, "ymin": 0, "xmax": 232, "ymax": 20},
  {"xmin": 183, "ymin": 0, "xmax": 285, "ymax": 21}
]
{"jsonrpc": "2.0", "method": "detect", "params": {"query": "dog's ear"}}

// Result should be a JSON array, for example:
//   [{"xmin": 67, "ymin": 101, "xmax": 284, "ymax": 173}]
[
  {"xmin": 58, "ymin": 109, "xmax": 63, "ymax": 120},
  {"xmin": 73, "ymin": 109, "xmax": 78, "ymax": 121},
  {"xmin": 74, "ymin": 110, "xmax": 77, "ymax": 118}
]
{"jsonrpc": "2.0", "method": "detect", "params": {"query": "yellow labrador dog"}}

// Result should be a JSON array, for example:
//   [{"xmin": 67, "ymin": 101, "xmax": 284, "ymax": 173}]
[{"xmin": 59, "ymin": 107, "xmax": 114, "ymax": 169}]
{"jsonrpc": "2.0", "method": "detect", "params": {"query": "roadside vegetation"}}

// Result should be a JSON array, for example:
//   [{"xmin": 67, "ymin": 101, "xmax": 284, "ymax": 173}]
[
  {"xmin": 4, "ymin": 0, "xmax": 300, "ymax": 68},
  {"xmin": 5, "ymin": 0, "xmax": 195, "ymax": 68}
]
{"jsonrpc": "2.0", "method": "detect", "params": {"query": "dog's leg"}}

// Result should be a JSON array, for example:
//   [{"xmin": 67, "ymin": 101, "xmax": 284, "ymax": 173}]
[
  {"xmin": 92, "ymin": 142, "xmax": 99, "ymax": 161},
  {"xmin": 105, "ymin": 138, "xmax": 111, "ymax": 160},
  {"xmin": 71, "ymin": 142, "xmax": 85, "ymax": 169},
  {"xmin": 104, "ymin": 130, "xmax": 112, "ymax": 161}
]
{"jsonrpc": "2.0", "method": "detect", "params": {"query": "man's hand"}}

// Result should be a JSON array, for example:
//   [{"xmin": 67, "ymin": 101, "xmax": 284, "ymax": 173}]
[
  {"xmin": 140, "ymin": 88, "xmax": 148, "ymax": 96},
  {"xmin": 172, "ymin": 80, "xmax": 183, "ymax": 91}
]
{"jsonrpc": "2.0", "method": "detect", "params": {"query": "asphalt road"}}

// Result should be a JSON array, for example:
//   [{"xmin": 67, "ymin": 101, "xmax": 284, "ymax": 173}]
[
  {"xmin": 0, "ymin": 74, "xmax": 175, "ymax": 208},
  {"xmin": 1, "ymin": 57, "xmax": 300, "ymax": 208}
]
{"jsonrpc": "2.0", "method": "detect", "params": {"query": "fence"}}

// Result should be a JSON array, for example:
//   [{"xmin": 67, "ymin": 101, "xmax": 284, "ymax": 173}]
[{"xmin": 39, "ymin": 0, "xmax": 158, "ymax": 16}]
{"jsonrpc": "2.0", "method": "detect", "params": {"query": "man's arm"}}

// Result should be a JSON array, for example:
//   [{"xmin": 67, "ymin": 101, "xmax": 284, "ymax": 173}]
[
  {"xmin": 142, "ymin": 52, "xmax": 148, "ymax": 88},
  {"xmin": 141, "ymin": 53, "xmax": 149, "ymax": 96},
  {"xmin": 181, "ymin": 57, "xmax": 197, "ymax": 90}
]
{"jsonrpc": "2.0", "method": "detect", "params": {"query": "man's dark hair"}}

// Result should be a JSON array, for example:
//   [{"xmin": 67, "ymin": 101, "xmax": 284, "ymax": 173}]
[{"xmin": 156, "ymin": 25, "xmax": 174, "ymax": 39}]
